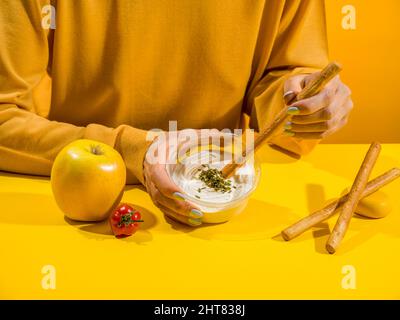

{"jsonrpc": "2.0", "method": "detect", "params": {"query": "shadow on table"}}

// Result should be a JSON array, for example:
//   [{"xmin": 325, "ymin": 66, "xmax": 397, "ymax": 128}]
[
  {"xmin": 256, "ymin": 145, "xmax": 299, "ymax": 164},
  {"xmin": 165, "ymin": 198, "xmax": 295, "ymax": 241},
  {"xmin": 307, "ymin": 184, "xmax": 332, "ymax": 255},
  {"xmin": 271, "ymin": 183, "xmax": 332, "ymax": 253},
  {"xmin": 275, "ymin": 182, "xmax": 400, "ymax": 255},
  {"xmin": 0, "ymin": 174, "xmax": 158, "ymax": 245}
]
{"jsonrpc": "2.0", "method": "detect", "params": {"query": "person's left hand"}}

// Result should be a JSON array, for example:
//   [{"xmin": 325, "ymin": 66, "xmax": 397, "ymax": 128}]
[{"xmin": 282, "ymin": 72, "xmax": 353, "ymax": 139}]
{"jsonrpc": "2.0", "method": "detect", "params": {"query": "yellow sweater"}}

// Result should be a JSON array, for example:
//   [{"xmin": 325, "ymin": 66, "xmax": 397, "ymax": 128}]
[{"xmin": 0, "ymin": 0, "xmax": 328, "ymax": 184}]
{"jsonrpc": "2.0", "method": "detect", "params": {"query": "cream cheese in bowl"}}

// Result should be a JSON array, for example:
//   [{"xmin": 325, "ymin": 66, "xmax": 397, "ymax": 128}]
[{"xmin": 167, "ymin": 149, "xmax": 260, "ymax": 223}]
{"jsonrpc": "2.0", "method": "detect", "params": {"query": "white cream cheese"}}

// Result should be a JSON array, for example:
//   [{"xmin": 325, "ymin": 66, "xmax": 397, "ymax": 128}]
[{"xmin": 170, "ymin": 150, "xmax": 256, "ymax": 212}]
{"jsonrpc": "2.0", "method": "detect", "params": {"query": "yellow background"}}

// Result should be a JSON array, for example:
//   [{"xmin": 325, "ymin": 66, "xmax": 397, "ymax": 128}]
[
  {"xmin": 1, "ymin": 1, "xmax": 400, "ymax": 300},
  {"xmin": 324, "ymin": 0, "xmax": 399, "ymax": 143}
]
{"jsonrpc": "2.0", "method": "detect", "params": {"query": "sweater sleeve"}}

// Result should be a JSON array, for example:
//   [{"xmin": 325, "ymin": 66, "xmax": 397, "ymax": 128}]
[
  {"xmin": 247, "ymin": 0, "xmax": 329, "ymax": 155},
  {"xmin": 0, "ymin": 0, "xmax": 151, "ymax": 184}
]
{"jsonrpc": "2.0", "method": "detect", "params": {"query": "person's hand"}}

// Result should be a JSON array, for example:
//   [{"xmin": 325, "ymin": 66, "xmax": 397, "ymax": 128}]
[
  {"xmin": 282, "ymin": 72, "xmax": 353, "ymax": 139},
  {"xmin": 143, "ymin": 130, "xmax": 203, "ymax": 227}
]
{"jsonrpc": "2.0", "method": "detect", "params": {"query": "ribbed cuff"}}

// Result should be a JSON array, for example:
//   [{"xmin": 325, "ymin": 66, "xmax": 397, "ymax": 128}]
[{"xmin": 114, "ymin": 125, "xmax": 153, "ymax": 185}]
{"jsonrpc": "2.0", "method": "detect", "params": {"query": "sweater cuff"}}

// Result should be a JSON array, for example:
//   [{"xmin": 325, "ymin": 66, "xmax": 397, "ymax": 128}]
[
  {"xmin": 84, "ymin": 123, "xmax": 120, "ymax": 146},
  {"xmin": 114, "ymin": 125, "xmax": 153, "ymax": 185}
]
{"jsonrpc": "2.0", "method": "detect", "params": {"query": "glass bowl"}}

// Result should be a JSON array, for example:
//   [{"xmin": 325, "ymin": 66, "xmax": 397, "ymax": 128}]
[{"xmin": 166, "ymin": 132, "xmax": 261, "ymax": 223}]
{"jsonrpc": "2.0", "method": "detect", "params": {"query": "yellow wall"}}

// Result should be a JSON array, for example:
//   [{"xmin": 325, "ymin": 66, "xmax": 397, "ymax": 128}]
[{"xmin": 324, "ymin": 0, "xmax": 400, "ymax": 143}]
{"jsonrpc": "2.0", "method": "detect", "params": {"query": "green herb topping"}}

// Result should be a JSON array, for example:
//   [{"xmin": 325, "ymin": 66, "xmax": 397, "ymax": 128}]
[{"xmin": 197, "ymin": 165, "xmax": 233, "ymax": 193}]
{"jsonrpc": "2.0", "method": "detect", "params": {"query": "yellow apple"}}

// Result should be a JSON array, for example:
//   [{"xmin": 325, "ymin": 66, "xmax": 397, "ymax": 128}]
[{"xmin": 51, "ymin": 139, "xmax": 126, "ymax": 221}]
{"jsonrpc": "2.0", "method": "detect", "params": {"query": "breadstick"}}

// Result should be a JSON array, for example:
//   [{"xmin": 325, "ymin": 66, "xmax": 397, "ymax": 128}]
[
  {"xmin": 281, "ymin": 167, "xmax": 400, "ymax": 241},
  {"xmin": 326, "ymin": 142, "xmax": 381, "ymax": 254},
  {"xmin": 221, "ymin": 62, "xmax": 342, "ymax": 179},
  {"xmin": 221, "ymin": 108, "xmax": 290, "ymax": 178},
  {"xmin": 295, "ymin": 62, "xmax": 342, "ymax": 101}
]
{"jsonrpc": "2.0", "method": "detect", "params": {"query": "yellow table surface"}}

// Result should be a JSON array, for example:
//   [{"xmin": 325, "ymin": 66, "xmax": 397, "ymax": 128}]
[{"xmin": 1, "ymin": 144, "xmax": 400, "ymax": 299}]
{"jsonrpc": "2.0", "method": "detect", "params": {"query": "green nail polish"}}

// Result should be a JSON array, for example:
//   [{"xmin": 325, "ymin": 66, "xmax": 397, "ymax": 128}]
[
  {"xmin": 287, "ymin": 107, "xmax": 300, "ymax": 115},
  {"xmin": 173, "ymin": 192, "xmax": 186, "ymax": 201},
  {"xmin": 189, "ymin": 218, "xmax": 202, "ymax": 226},
  {"xmin": 284, "ymin": 122, "xmax": 292, "ymax": 130},
  {"xmin": 284, "ymin": 130, "xmax": 295, "ymax": 137},
  {"xmin": 190, "ymin": 209, "xmax": 203, "ymax": 218}
]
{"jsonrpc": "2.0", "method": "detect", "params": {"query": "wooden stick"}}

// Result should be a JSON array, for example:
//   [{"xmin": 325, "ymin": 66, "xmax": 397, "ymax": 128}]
[
  {"xmin": 221, "ymin": 108, "xmax": 290, "ymax": 178},
  {"xmin": 221, "ymin": 62, "xmax": 342, "ymax": 179},
  {"xmin": 296, "ymin": 62, "xmax": 342, "ymax": 101},
  {"xmin": 281, "ymin": 167, "xmax": 400, "ymax": 241},
  {"xmin": 325, "ymin": 142, "xmax": 382, "ymax": 254}
]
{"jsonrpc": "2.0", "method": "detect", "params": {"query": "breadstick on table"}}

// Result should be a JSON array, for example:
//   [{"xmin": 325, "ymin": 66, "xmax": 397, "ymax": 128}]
[
  {"xmin": 221, "ymin": 62, "xmax": 342, "ymax": 179},
  {"xmin": 281, "ymin": 167, "xmax": 400, "ymax": 241},
  {"xmin": 326, "ymin": 142, "xmax": 382, "ymax": 254}
]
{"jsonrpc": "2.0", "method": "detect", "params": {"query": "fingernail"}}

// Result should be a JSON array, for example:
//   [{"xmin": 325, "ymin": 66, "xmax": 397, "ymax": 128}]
[
  {"xmin": 283, "ymin": 91, "xmax": 296, "ymax": 105},
  {"xmin": 190, "ymin": 209, "xmax": 203, "ymax": 218},
  {"xmin": 284, "ymin": 130, "xmax": 295, "ymax": 137},
  {"xmin": 287, "ymin": 106, "xmax": 300, "ymax": 115},
  {"xmin": 188, "ymin": 218, "xmax": 202, "ymax": 226},
  {"xmin": 283, "ymin": 90, "xmax": 295, "ymax": 98},
  {"xmin": 173, "ymin": 192, "xmax": 186, "ymax": 201},
  {"xmin": 284, "ymin": 122, "xmax": 292, "ymax": 130}
]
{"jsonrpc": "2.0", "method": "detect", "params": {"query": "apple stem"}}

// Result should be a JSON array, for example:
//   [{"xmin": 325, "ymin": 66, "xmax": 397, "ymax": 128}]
[{"xmin": 90, "ymin": 145, "xmax": 104, "ymax": 155}]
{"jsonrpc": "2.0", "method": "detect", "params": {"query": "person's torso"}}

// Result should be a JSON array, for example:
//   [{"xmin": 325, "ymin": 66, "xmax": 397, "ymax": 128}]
[{"xmin": 47, "ymin": 0, "xmax": 272, "ymax": 130}]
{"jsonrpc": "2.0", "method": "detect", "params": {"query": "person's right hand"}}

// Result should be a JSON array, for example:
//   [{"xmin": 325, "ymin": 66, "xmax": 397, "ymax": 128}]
[{"xmin": 143, "ymin": 131, "xmax": 204, "ymax": 227}]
